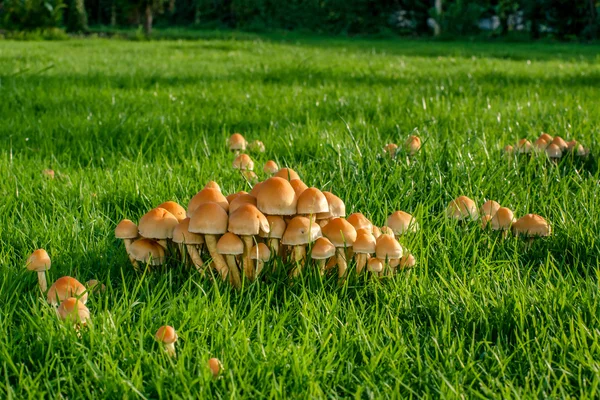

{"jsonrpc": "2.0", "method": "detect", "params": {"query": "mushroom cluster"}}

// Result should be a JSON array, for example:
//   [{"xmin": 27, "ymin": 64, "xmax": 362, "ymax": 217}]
[
  {"xmin": 447, "ymin": 196, "xmax": 551, "ymax": 246},
  {"xmin": 383, "ymin": 135, "xmax": 422, "ymax": 159},
  {"xmin": 504, "ymin": 133, "xmax": 590, "ymax": 161}
]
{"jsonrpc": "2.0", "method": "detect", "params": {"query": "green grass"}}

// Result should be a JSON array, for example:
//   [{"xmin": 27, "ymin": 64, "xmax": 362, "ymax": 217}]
[{"xmin": 1, "ymin": 33, "xmax": 600, "ymax": 398}]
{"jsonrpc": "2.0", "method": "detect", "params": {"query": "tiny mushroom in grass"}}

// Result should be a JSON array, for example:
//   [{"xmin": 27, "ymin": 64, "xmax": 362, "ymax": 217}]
[
  {"xmin": 155, "ymin": 326, "xmax": 178, "ymax": 357},
  {"xmin": 172, "ymin": 218, "xmax": 205, "ymax": 273},
  {"xmin": 257, "ymin": 177, "xmax": 298, "ymax": 216},
  {"xmin": 42, "ymin": 169, "xmax": 55, "ymax": 179},
  {"xmin": 546, "ymin": 143, "xmax": 562, "ymax": 161},
  {"xmin": 380, "ymin": 226, "xmax": 395, "ymax": 237},
  {"xmin": 404, "ymin": 135, "xmax": 421, "ymax": 155},
  {"xmin": 282, "ymin": 216, "xmax": 322, "ymax": 272},
  {"xmin": 263, "ymin": 160, "xmax": 279, "ymax": 175},
  {"xmin": 539, "ymin": 133, "xmax": 553, "ymax": 143},
  {"xmin": 534, "ymin": 137, "xmax": 549, "ymax": 151},
  {"xmin": 217, "ymin": 233, "xmax": 243, "ymax": 288},
  {"xmin": 503, "ymin": 145, "xmax": 514, "ymax": 155},
  {"xmin": 47, "ymin": 276, "xmax": 88, "ymax": 306},
  {"xmin": 138, "ymin": 208, "xmax": 179, "ymax": 249},
  {"xmin": 551, "ymin": 136, "xmax": 568, "ymax": 152},
  {"xmin": 229, "ymin": 133, "xmax": 246, "ymax": 153},
  {"xmin": 157, "ymin": 201, "xmax": 187, "ymax": 222},
  {"xmin": 274, "ymin": 168, "xmax": 300, "ymax": 181},
  {"xmin": 512, "ymin": 214, "xmax": 551, "ymax": 245},
  {"xmin": 398, "ymin": 254, "xmax": 416, "ymax": 269},
  {"xmin": 322, "ymin": 218, "xmax": 357, "ymax": 278},
  {"xmin": 228, "ymin": 203, "xmax": 269, "ymax": 281},
  {"xmin": 383, "ymin": 143, "xmax": 398, "ymax": 157},
  {"xmin": 233, "ymin": 154, "xmax": 254, "ymax": 171},
  {"xmin": 311, "ymin": 237, "xmax": 336, "ymax": 274},
  {"xmin": 129, "ymin": 238, "xmax": 166, "ymax": 267},
  {"xmin": 375, "ymin": 235, "xmax": 403, "ymax": 271},
  {"xmin": 204, "ymin": 181, "xmax": 221, "ymax": 192},
  {"xmin": 187, "ymin": 188, "xmax": 229, "ymax": 217},
  {"xmin": 57, "ymin": 297, "xmax": 91, "ymax": 327},
  {"xmin": 446, "ymin": 196, "xmax": 479, "ymax": 221},
  {"xmin": 290, "ymin": 179, "xmax": 309, "ymax": 198},
  {"xmin": 259, "ymin": 215, "xmax": 286, "ymax": 256},
  {"xmin": 250, "ymin": 243, "xmax": 271, "ymax": 276},
  {"xmin": 243, "ymin": 170, "xmax": 258, "ymax": 184},
  {"xmin": 372, "ymin": 225, "xmax": 382, "ymax": 238},
  {"xmin": 517, "ymin": 139, "xmax": 532, "ymax": 154},
  {"xmin": 386, "ymin": 211, "xmax": 418, "ymax": 235},
  {"xmin": 576, "ymin": 144, "xmax": 590, "ymax": 157},
  {"xmin": 353, "ymin": 230, "xmax": 376, "ymax": 274},
  {"xmin": 86, "ymin": 279, "xmax": 106, "ymax": 293},
  {"xmin": 26, "ymin": 249, "xmax": 51, "ymax": 292},
  {"xmin": 481, "ymin": 215, "xmax": 493, "ymax": 229},
  {"xmin": 490, "ymin": 207, "xmax": 516, "ymax": 238},
  {"xmin": 367, "ymin": 258, "xmax": 384, "ymax": 274},
  {"xmin": 115, "ymin": 219, "xmax": 139, "ymax": 267},
  {"xmin": 189, "ymin": 202, "xmax": 230, "ymax": 280},
  {"xmin": 208, "ymin": 358, "xmax": 223, "ymax": 377},
  {"xmin": 297, "ymin": 188, "xmax": 329, "ymax": 219},
  {"xmin": 347, "ymin": 213, "xmax": 373, "ymax": 233},
  {"xmin": 249, "ymin": 140, "xmax": 265, "ymax": 153},
  {"xmin": 480, "ymin": 200, "xmax": 501, "ymax": 218}
]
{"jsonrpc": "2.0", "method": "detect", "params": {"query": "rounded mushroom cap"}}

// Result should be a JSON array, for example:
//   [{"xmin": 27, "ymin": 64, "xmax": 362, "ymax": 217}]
[
  {"xmin": 57, "ymin": 298, "xmax": 91, "ymax": 325},
  {"xmin": 576, "ymin": 144, "xmax": 590, "ymax": 157},
  {"xmin": 297, "ymin": 188, "xmax": 329, "ymax": 215},
  {"xmin": 226, "ymin": 191, "xmax": 247, "ymax": 204},
  {"xmin": 534, "ymin": 137, "xmax": 549, "ymax": 151},
  {"xmin": 322, "ymin": 218, "xmax": 357, "ymax": 247},
  {"xmin": 405, "ymin": 135, "xmax": 421, "ymax": 155},
  {"xmin": 281, "ymin": 216, "xmax": 322, "ymax": 246},
  {"xmin": 386, "ymin": 211, "xmax": 417, "ymax": 235},
  {"xmin": 551, "ymin": 136, "xmax": 568, "ymax": 151},
  {"xmin": 208, "ymin": 358, "xmax": 222, "ymax": 377},
  {"xmin": 481, "ymin": 214, "xmax": 492, "ymax": 229},
  {"xmin": 367, "ymin": 258, "xmax": 384, "ymax": 273},
  {"xmin": 566, "ymin": 140, "xmax": 578, "ymax": 152},
  {"xmin": 517, "ymin": 139, "xmax": 532, "ymax": 154},
  {"xmin": 274, "ymin": 168, "xmax": 300, "ymax": 181},
  {"xmin": 263, "ymin": 160, "xmax": 279, "ymax": 174},
  {"xmin": 138, "ymin": 208, "xmax": 179, "ymax": 240},
  {"xmin": 290, "ymin": 179, "xmax": 308, "ymax": 198},
  {"xmin": 47, "ymin": 276, "xmax": 87, "ymax": 305},
  {"xmin": 383, "ymin": 143, "xmax": 398, "ymax": 156},
  {"xmin": 512, "ymin": 214, "xmax": 551, "ymax": 237},
  {"xmin": 539, "ymin": 133, "xmax": 553, "ymax": 142},
  {"xmin": 311, "ymin": 237, "xmax": 336, "ymax": 259},
  {"xmin": 204, "ymin": 181, "xmax": 221, "ymax": 192},
  {"xmin": 249, "ymin": 140, "xmax": 265, "ymax": 153},
  {"xmin": 318, "ymin": 191, "xmax": 346, "ymax": 219},
  {"xmin": 249, "ymin": 181, "xmax": 263, "ymax": 197},
  {"xmin": 229, "ymin": 193, "xmax": 257, "ymax": 214},
  {"xmin": 187, "ymin": 188, "xmax": 229, "ymax": 217},
  {"xmin": 115, "ymin": 219, "xmax": 138, "ymax": 239},
  {"xmin": 228, "ymin": 203, "xmax": 269, "ymax": 236},
  {"xmin": 189, "ymin": 202, "xmax": 229, "ymax": 235},
  {"xmin": 347, "ymin": 213, "xmax": 373, "ymax": 232},
  {"xmin": 250, "ymin": 243, "xmax": 271, "ymax": 261},
  {"xmin": 157, "ymin": 201, "xmax": 187, "ymax": 222},
  {"xmin": 155, "ymin": 325, "xmax": 178, "ymax": 344},
  {"xmin": 480, "ymin": 200, "xmax": 501, "ymax": 218},
  {"xmin": 129, "ymin": 238, "xmax": 165, "ymax": 265},
  {"xmin": 490, "ymin": 207, "xmax": 515, "ymax": 231},
  {"xmin": 380, "ymin": 226, "xmax": 395, "ymax": 238},
  {"xmin": 399, "ymin": 254, "xmax": 416, "ymax": 269},
  {"xmin": 86, "ymin": 279, "xmax": 106, "ymax": 293},
  {"xmin": 546, "ymin": 143, "xmax": 562, "ymax": 159},
  {"xmin": 229, "ymin": 133, "xmax": 246, "ymax": 151},
  {"xmin": 503, "ymin": 145, "xmax": 514, "ymax": 154},
  {"xmin": 353, "ymin": 231, "xmax": 376, "ymax": 254},
  {"xmin": 233, "ymin": 154, "xmax": 254, "ymax": 171},
  {"xmin": 217, "ymin": 232, "xmax": 244, "ymax": 255},
  {"xmin": 257, "ymin": 177, "xmax": 297, "ymax": 216},
  {"xmin": 375, "ymin": 235, "xmax": 403, "ymax": 260},
  {"xmin": 172, "ymin": 218, "xmax": 204, "ymax": 245},
  {"xmin": 446, "ymin": 196, "xmax": 479, "ymax": 221},
  {"xmin": 259, "ymin": 215, "xmax": 286, "ymax": 239},
  {"xmin": 26, "ymin": 249, "xmax": 51, "ymax": 272},
  {"xmin": 372, "ymin": 225, "xmax": 382, "ymax": 238}
]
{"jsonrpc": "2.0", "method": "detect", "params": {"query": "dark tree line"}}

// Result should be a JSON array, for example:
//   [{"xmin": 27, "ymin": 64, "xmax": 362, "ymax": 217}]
[{"xmin": 1, "ymin": 0, "xmax": 598, "ymax": 40}]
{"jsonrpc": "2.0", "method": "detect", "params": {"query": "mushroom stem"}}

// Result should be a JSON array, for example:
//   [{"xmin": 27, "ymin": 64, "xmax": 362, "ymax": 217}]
[
  {"xmin": 124, "ymin": 239, "xmax": 139, "ymax": 270},
  {"xmin": 268, "ymin": 238, "xmax": 280, "ymax": 256},
  {"xmin": 204, "ymin": 235, "xmax": 229, "ymax": 280},
  {"xmin": 355, "ymin": 254, "xmax": 367, "ymax": 274},
  {"xmin": 157, "ymin": 239, "xmax": 168, "ymax": 250},
  {"xmin": 293, "ymin": 245, "xmax": 306, "ymax": 265},
  {"xmin": 164, "ymin": 343, "xmax": 176, "ymax": 357},
  {"xmin": 255, "ymin": 259, "xmax": 265, "ymax": 277},
  {"xmin": 186, "ymin": 244, "xmax": 205, "ymax": 273},
  {"xmin": 37, "ymin": 271, "xmax": 48, "ymax": 292},
  {"xmin": 502, "ymin": 230, "xmax": 509, "ymax": 240},
  {"xmin": 336, "ymin": 248, "xmax": 348, "ymax": 278},
  {"xmin": 242, "ymin": 235, "xmax": 255, "ymax": 280},
  {"xmin": 225, "ymin": 255, "xmax": 242, "ymax": 289},
  {"xmin": 316, "ymin": 259, "xmax": 326, "ymax": 275}
]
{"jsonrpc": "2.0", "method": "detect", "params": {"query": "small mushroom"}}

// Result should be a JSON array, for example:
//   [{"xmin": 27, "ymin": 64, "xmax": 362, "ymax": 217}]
[
  {"xmin": 258, "ymin": 215, "xmax": 286, "ymax": 256},
  {"xmin": 229, "ymin": 193, "xmax": 257, "ymax": 214},
  {"xmin": 398, "ymin": 254, "xmax": 416, "ymax": 269},
  {"xmin": 480, "ymin": 200, "xmax": 501, "ymax": 218},
  {"xmin": 217, "ymin": 233, "xmax": 244, "ymax": 288},
  {"xmin": 233, "ymin": 154, "xmax": 254, "ymax": 171},
  {"xmin": 228, "ymin": 204, "xmax": 269, "ymax": 280},
  {"xmin": 490, "ymin": 207, "xmax": 515, "ymax": 238},
  {"xmin": 534, "ymin": 137, "xmax": 549, "ymax": 152},
  {"xmin": 512, "ymin": 213, "xmax": 551, "ymax": 248},
  {"xmin": 282, "ymin": 216, "xmax": 322, "ymax": 273},
  {"xmin": 115, "ymin": 219, "xmax": 139, "ymax": 268},
  {"xmin": 250, "ymin": 243, "xmax": 271, "ymax": 276},
  {"xmin": 297, "ymin": 188, "xmax": 329, "ymax": 219},
  {"xmin": 274, "ymin": 168, "xmax": 300, "ymax": 181},
  {"xmin": 155, "ymin": 326, "xmax": 178, "ymax": 357},
  {"xmin": 157, "ymin": 201, "xmax": 187, "ymax": 222},
  {"xmin": 367, "ymin": 258, "xmax": 384, "ymax": 275},
  {"xmin": 347, "ymin": 213, "xmax": 373, "ymax": 233},
  {"xmin": 42, "ymin": 169, "xmax": 55, "ymax": 179},
  {"xmin": 129, "ymin": 238, "xmax": 166, "ymax": 268},
  {"xmin": 248, "ymin": 140, "xmax": 265, "ymax": 153},
  {"xmin": 204, "ymin": 181, "xmax": 221, "ymax": 192},
  {"xmin": 86, "ymin": 279, "xmax": 106, "ymax": 294},
  {"xmin": 386, "ymin": 211, "xmax": 418, "ymax": 235},
  {"xmin": 446, "ymin": 196, "xmax": 479, "ymax": 221},
  {"xmin": 375, "ymin": 235, "xmax": 403, "ymax": 273},
  {"xmin": 290, "ymin": 179, "xmax": 309, "ymax": 198},
  {"xmin": 263, "ymin": 160, "xmax": 279, "ymax": 175},
  {"xmin": 311, "ymin": 237, "xmax": 336, "ymax": 274},
  {"xmin": 322, "ymin": 218, "xmax": 357, "ymax": 278},
  {"xmin": 208, "ymin": 358, "xmax": 223, "ymax": 377},
  {"xmin": 138, "ymin": 208, "xmax": 179, "ymax": 249},
  {"xmin": 256, "ymin": 177, "xmax": 298, "ymax": 216},
  {"xmin": 187, "ymin": 187, "xmax": 229, "ymax": 218},
  {"xmin": 383, "ymin": 143, "xmax": 398, "ymax": 158},
  {"xmin": 47, "ymin": 276, "xmax": 88, "ymax": 306},
  {"xmin": 353, "ymin": 231, "xmax": 376, "ymax": 274},
  {"xmin": 546, "ymin": 143, "xmax": 562, "ymax": 162},
  {"xmin": 229, "ymin": 133, "xmax": 246, "ymax": 153},
  {"xmin": 404, "ymin": 135, "xmax": 421, "ymax": 155},
  {"xmin": 26, "ymin": 249, "xmax": 51, "ymax": 292},
  {"xmin": 172, "ymin": 218, "xmax": 205, "ymax": 273},
  {"xmin": 539, "ymin": 133, "xmax": 553, "ymax": 143},
  {"xmin": 57, "ymin": 297, "xmax": 91, "ymax": 327},
  {"xmin": 316, "ymin": 191, "xmax": 346, "ymax": 227},
  {"xmin": 517, "ymin": 139, "xmax": 532, "ymax": 154},
  {"xmin": 189, "ymin": 202, "xmax": 230, "ymax": 280},
  {"xmin": 551, "ymin": 136, "xmax": 568, "ymax": 152}
]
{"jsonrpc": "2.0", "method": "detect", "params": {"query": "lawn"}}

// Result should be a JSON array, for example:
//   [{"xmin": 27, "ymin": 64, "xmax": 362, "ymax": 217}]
[{"xmin": 1, "ymin": 34, "xmax": 600, "ymax": 398}]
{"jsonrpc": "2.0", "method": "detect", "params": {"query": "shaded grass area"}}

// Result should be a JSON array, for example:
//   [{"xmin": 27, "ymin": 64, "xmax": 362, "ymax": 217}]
[{"xmin": 1, "ymin": 34, "xmax": 600, "ymax": 398}]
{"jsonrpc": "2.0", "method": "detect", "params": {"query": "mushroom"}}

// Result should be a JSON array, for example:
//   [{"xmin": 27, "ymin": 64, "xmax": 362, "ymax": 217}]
[
  {"xmin": 229, "ymin": 193, "xmax": 257, "ymax": 214},
  {"xmin": 263, "ymin": 160, "xmax": 279, "ymax": 175},
  {"xmin": 189, "ymin": 202, "xmax": 230, "ymax": 280},
  {"xmin": 503, "ymin": 145, "xmax": 514, "ymax": 155},
  {"xmin": 128, "ymin": 238, "xmax": 166, "ymax": 268},
  {"xmin": 138, "ymin": 208, "xmax": 179, "ymax": 250},
  {"xmin": 155, "ymin": 326, "xmax": 178, "ymax": 357},
  {"xmin": 380, "ymin": 226, "xmax": 395, "ymax": 237},
  {"xmin": 157, "ymin": 201, "xmax": 187, "ymax": 222},
  {"xmin": 229, "ymin": 133, "xmax": 246, "ymax": 153},
  {"xmin": 489, "ymin": 207, "xmax": 516, "ymax": 238},
  {"xmin": 386, "ymin": 211, "xmax": 418, "ymax": 235},
  {"xmin": 480, "ymin": 200, "xmax": 501, "ymax": 218},
  {"xmin": 481, "ymin": 215, "xmax": 492, "ymax": 229},
  {"xmin": 375, "ymin": 235, "xmax": 403, "ymax": 274},
  {"xmin": 258, "ymin": 215, "xmax": 286, "ymax": 256},
  {"xmin": 290, "ymin": 179, "xmax": 309, "ymax": 198},
  {"xmin": 243, "ymin": 170, "xmax": 259, "ymax": 183},
  {"xmin": 274, "ymin": 168, "xmax": 300, "ymax": 181},
  {"xmin": 57, "ymin": 297, "xmax": 91, "ymax": 327},
  {"xmin": 172, "ymin": 218, "xmax": 205, "ymax": 273},
  {"xmin": 534, "ymin": 137, "xmax": 549, "ymax": 152},
  {"xmin": 311, "ymin": 237, "xmax": 336, "ymax": 274},
  {"xmin": 551, "ymin": 136, "xmax": 568, "ymax": 152},
  {"xmin": 226, "ymin": 191, "xmax": 247, "ymax": 204},
  {"xmin": 86, "ymin": 279, "xmax": 106, "ymax": 294},
  {"xmin": 383, "ymin": 143, "xmax": 398, "ymax": 158},
  {"xmin": 297, "ymin": 187, "xmax": 329, "ymax": 220},
  {"xmin": 371, "ymin": 225, "xmax": 382, "ymax": 238},
  {"xmin": 47, "ymin": 276, "xmax": 88, "ymax": 306},
  {"xmin": 517, "ymin": 139, "xmax": 532, "ymax": 154},
  {"xmin": 187, "ymin": 188, "xmax": 229, "ymax": 218},
  {"xmin": 546, "ymin": 143, "xmax": 562, "ymax": 162},
  {"xmin": 347, "ymin": 213, "xmax": 373, "ymax": 233},
  {"xmin": 367, "ymin": 258, "xmax": 384, "ymax": 275},
  {"xmin": 26, "ymin": 249, "xmax": 51, "ymax": 292},
  {"xmin": 353, "ymin": 230, "xmax": 376, "ymax": 274},
  {"xmin": 216, "ymin": 233, "xmax": 243, "ymax": 288},
  {"xmin": 228, "ymin": 204, "xmax": 269, "ymax": 280},
  {"xmin": 42, "ymin": 169, "xmax": 55, "ymax": 179},
  {"xmin": 115, "ymin": 219, "xmax": 139, "ymax": 268},
  {"xmin": 256, "ymin": 177, "xmax": 298, "ymax": 216},
  {"xmin": 208, "ymin": 358, "xmax": 223, "ymax": 377},
  {"xmin": 282, "ymin": 216, "xmax": 322, "ymax": 273},
  {"xmin": 404, "ymin": 135, "xmax": 421, "ymax": 155},
  {"xmin": 250, "ymin": 243, "xmax": 271, "ymax": 276},
  {"xmin": 446, "ymin": 196, "xmax": 479, "ymax": 221},
  {"xmin": 249, "ymin": 181, "xmax": 264, "ymax": 197},
  {"xmin": 233, "ymin": 154, "xmax": 254, "ymax": 171},
  {"xmin": 398, "ymin": 254, "xmax": 416, "ymax": 269},
  {"xmin": 539, "ymin": 133, "xmax": 553, "ymax": 143},
  {"xmin": 248, "ymin": 140, "xmax": 265, "ymax": 153},
  {"xmin": 204, "ymin": 181, "xmax": 221, "ymax": 191},
  {"xmin": 322, "ymin": 218, "xmax": 357, "ymax": 278},
  {"xmin": 317, "ymin": 191, "xmax": 346, "ymax": 227},
  {"xmin": 512, "ymin": 214, "xmax": 551, "ymax": 248}
]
